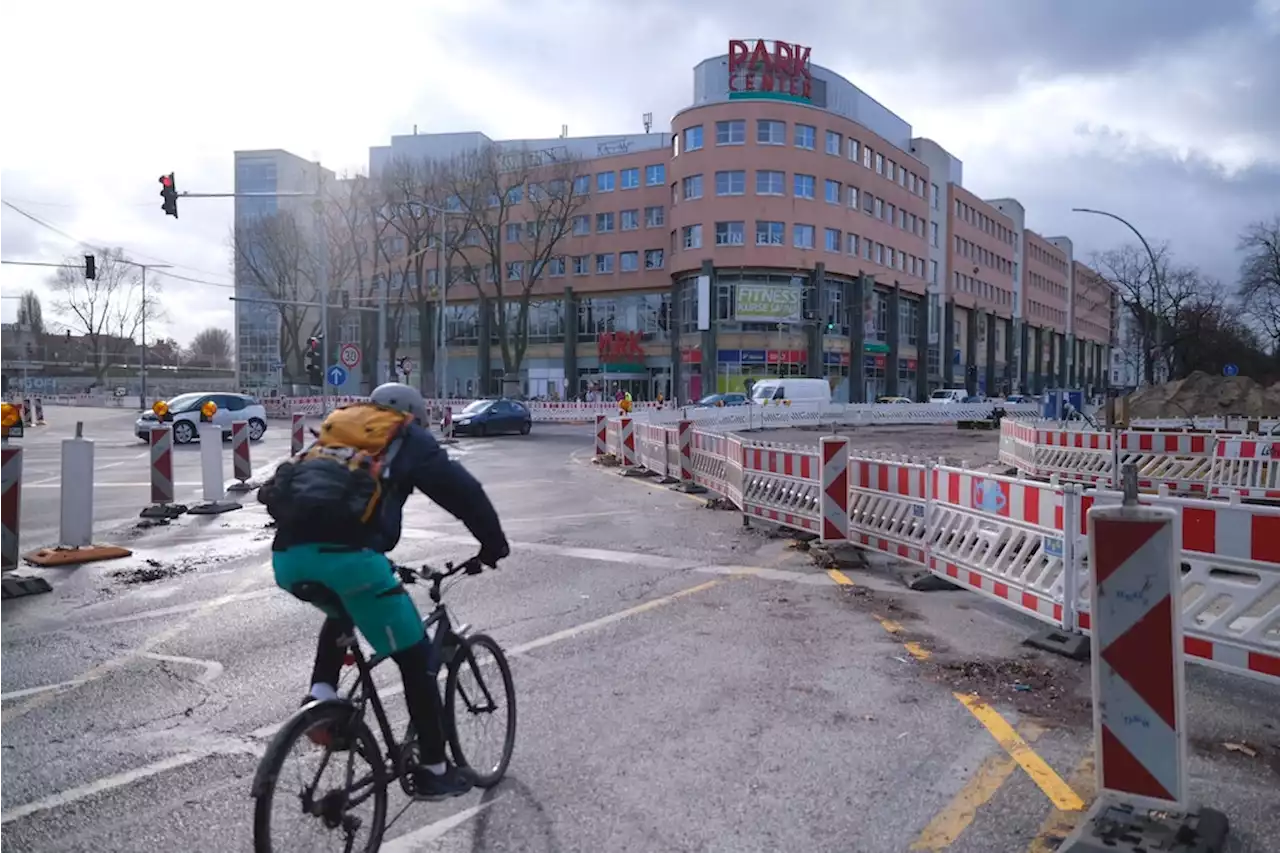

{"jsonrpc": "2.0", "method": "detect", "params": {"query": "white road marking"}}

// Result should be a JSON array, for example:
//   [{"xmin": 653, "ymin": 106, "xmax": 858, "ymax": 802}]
[
  {"xmin": 141, "ymin": 652, "xmax": 225, "ymax": 684},
  {"xmin": 79, "ymin": 588, "xmax": 276, "ymax": 628},
  {"xmin": 398, "ymin": 529, "xmax": 696, "ymax": 569},
  {"xmin": 23, "ymin": 481, "xmax": 203, "ymax": 490},
  {"xmin": 381, "ymin": 800, "xmax": 497, "ymax": 851},
  {"xmin": 1, "ymin": 678, "xmax": 89, "ymax": 702}
]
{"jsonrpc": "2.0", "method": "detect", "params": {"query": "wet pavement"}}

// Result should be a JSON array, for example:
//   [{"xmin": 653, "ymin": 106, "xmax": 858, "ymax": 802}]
[{"xmin": 2, "ymin": 423, "xmax": 1277, "ymax": 852}]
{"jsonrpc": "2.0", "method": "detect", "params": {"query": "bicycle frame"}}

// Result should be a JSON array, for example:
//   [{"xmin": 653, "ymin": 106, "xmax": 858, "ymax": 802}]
[{"xmin": 337, "ymin": 597, "xmax": 471, "ymax": 772}]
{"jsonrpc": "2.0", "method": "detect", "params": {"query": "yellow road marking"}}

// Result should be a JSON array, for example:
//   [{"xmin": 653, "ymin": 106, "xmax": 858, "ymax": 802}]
[
  {"xmin": 827, "ymin": 568, "xmax": 854, "ymax": 585},
  {"xmin": 1024, "ymin": 751, "xmax": 1096, "ymax": 853},
  {"xmin": 910, "ymin": 722, "xmax": 1046, "ymax": 851},
  {"xmin": 955, "ymin": 693, "xmax": 1085, "ymax": 811},
  {"xmin": 903, "ymin": 641, "xmax": 931, "ymax": 661}
]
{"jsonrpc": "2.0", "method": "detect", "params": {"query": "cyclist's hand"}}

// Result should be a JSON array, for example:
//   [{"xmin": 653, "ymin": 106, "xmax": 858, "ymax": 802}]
[{"xmin": 478, "ymin": 540, "xmax": 509, "ymax": 568}]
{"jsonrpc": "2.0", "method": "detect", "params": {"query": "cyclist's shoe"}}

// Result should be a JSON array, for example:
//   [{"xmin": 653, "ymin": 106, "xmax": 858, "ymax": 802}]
[
  {"xmin": 299, "ymin": 696, "xmax": 351, "ymax": 751},
  {"xmin": 411, "ymin": 764, "xmax": 474, "ymax": 801}
]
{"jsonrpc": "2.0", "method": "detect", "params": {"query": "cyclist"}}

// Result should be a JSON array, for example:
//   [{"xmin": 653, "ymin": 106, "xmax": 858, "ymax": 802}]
[{"xmin": 266, "ymin": 382, "xmax": 510, "ymax": 800}]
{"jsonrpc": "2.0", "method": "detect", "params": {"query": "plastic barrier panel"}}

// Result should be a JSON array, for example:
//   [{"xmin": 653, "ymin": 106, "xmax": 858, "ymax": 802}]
[
  {"xmin": 636, "ymin": 423, "xmax": 668, "ymax": 474},
  {"xmin": 1209, "ymin": 437, "xmax": 1280, "ymax": 500},
  {"xmin": 926, "ymin": 467, "xmax": 1073, "ymax": 628},
  {"xmin": 690, "ymin": 430, "xmax": 731, "ymax": 497},
  {"xmin": 848, "ymin": 455, "xmax": 931, "ymax": 564},
  {"xmin": 740, "ymin": 443, "xmax": 821, "ymax": 534},
  {"xmin": 1078, "ymin": 490, "xmax": 1280, "ymax": 682}
]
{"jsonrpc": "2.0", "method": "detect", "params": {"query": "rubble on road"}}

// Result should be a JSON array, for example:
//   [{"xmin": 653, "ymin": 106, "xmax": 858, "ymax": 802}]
[{"xmin": 1126, "ymin": 370, "xmax": 1280, "ymax": 419}]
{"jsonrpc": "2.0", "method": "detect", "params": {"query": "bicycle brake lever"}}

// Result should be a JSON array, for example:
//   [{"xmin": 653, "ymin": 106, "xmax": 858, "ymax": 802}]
[
  {"xmin": 464, "ymin": 559, "xmax": 484, "ymax": 575},
  {"xmin": 396, "ymin": 566, "xmax": 418, "ymax": 584}
]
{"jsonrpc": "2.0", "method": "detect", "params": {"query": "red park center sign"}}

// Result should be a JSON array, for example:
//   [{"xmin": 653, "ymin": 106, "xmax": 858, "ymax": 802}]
[
  {"xmin": 728, "ymin": 39, "xmax": 813, "ymax": 103},
  {"xmin": 598, "ymin": 331, "xmax": 645, "ymax": 364}
]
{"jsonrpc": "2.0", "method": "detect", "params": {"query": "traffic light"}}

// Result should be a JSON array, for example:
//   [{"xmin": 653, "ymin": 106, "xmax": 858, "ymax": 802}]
[
  {"xmin": 826, "ymin": 317, "xmax": 836, "ymax": 332},
  {"xmin": 305, "ymin": 336, "xmax": 321, "ymax": 385},
  {"xmin": 159, "ymin": 173, "xmax": 179, "ymax": 218},
  {"xmin": 85, "ymin": 254, "xmax": 96, "ymax": 280},
  {"xmin": 341, "ymin": 291, "xmax": 350, "ymax": 309},
  {"xmin": 65, "ymin": 329, "xmax": 72, "ymax": 342}
]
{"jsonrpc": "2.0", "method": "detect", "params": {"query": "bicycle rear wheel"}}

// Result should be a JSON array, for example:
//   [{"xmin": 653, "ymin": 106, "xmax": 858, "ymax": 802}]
[
  {"xmin": 252, "ymin": 702, "xmax": 388, "ymax": 853},
  {"xmin": 444, "ymin": 633, "xmax": 516, "ymax": 788}
]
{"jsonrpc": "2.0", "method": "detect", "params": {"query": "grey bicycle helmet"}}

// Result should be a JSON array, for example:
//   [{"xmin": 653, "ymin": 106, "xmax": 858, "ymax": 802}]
[{"xmin": 369, "ymin": 382, "xmax": 428, "ymax": 427}]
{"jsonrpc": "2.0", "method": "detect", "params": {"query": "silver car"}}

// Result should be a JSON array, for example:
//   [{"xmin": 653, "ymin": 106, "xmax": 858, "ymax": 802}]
[{"xmin": 135, "ymin": 392, "xmax": 269, "ymax": 445}]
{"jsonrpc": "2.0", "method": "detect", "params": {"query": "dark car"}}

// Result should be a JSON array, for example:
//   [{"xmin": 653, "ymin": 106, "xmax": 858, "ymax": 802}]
[{"xmin": 451, "ymin": 398, "xmax": 532, "ymax": 436}]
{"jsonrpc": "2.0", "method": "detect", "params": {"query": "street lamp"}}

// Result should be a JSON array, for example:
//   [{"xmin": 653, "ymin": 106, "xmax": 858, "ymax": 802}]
[{"xmin": 1071, "ymin": 207, "xmax": 1164, "ymax": 385}]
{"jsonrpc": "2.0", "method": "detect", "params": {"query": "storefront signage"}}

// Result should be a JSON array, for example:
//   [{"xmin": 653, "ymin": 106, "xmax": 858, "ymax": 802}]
[
  {"xmin": 734, "ymin": 283, "xmax": 803, "ymax": 323},
  {"xmin": 728, "ymin": 39, "xmax": 813, "ymax": 103},
  {"xmin": 766, "ymin": 350, "xmax": 805, "ymax": 365},
  {"xmin": 598, "ymin": 331, "xmax": 645, "ymax": 363}
]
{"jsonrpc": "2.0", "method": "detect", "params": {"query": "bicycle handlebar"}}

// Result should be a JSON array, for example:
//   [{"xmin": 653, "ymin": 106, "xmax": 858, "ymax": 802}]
[{"xmin": 393, "ymin": 555, "xmax": 486, "ymax": 588}]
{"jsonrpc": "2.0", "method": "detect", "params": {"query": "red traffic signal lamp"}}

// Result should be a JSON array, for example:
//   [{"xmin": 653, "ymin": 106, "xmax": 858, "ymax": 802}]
[{"xmin": 159, "ymin": 173, "xmax": 179, "ymax": 218}]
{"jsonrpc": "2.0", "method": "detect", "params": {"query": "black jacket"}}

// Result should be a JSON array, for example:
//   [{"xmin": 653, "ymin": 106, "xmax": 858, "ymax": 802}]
[{"xmin": 271, "ymin": 422, "xmax": 508, "ymax": 557}]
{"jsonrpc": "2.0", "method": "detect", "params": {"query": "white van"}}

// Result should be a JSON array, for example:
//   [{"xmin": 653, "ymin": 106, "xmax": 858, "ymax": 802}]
[
  {"xmin": 928, "ymin": 388, "xmax": 969, "ymax": 403},
  {"xmin": 750, "ymin": 378, "xmax": 832, "ymax": 406}
]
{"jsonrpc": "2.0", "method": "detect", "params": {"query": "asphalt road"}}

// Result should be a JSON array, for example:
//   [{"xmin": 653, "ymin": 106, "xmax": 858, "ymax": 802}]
[
  {"xmin": 8, "ymin": 407, "xmax": 300, "ymax": 552},
  {"xmin": 2, "ymin": 423, "xmax": 1278, "ymax": 852}
]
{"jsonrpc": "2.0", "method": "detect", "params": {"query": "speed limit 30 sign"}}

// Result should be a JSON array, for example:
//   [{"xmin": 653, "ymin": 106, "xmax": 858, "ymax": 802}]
[{"xmin": 339, "ymin": 343, "xmax": 362, "ymax": 368}]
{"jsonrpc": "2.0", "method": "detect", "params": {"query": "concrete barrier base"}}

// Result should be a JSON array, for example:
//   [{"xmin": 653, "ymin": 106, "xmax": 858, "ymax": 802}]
[
  {"xmin": 1057, "ymin": 801, "xmax": 1227, "ymax": 853},
  {"xmin": 24, "ymin": 545, "xmax": 132, "ymax": 567},
  {"xmin": 1, "ymin": 575, "xmax": 53, "ymax": 599}
]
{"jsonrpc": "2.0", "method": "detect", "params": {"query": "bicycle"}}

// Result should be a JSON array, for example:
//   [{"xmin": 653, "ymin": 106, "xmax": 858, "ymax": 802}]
[{"xmin": 250, "ymin": 555, "xmax": 517, "ymax": 853}]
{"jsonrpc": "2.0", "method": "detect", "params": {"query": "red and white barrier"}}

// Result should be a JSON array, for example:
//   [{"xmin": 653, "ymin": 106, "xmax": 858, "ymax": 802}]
[
  {"xmin": 21, "ymin": 400, "xmax": 32, "ymax": 427},
  {"xmin": 291, "ymin": 413, "xmax": 305, "ymax": 455},
  {"xmin": 229, "ymin": 420, "xmax": 252, "ymax": 492},
  {"xmin": 594, "ymin": 415, "xmax": 608, "ymax": 459},
  {"xmin": 1087, "ymin": 497, "xmax": 1187, "ymax": 806},
  {"xmin": 34, "ymin": 398, "xmax": 45, "ymax": 426},
  {"xmin": 820, "ymin": 436, "xmax": 850, "ymax": 543},
  {"xmin": 617, "ymin": 417, "xmax": 636, "ymax": 468},
  {"xmin": 140, "ymin": 425, "xmax": 187, "ymax": 520},
  {"xmin": 2, "ymin": 445, "xmax": 21, "ymax": 572}
]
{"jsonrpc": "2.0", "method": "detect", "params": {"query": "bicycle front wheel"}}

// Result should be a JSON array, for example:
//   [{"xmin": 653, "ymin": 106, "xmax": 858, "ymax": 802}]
[
  {"xmin": 444, "ymin": 632, "xmax": 516, "ymax": 788},
  {"xmin": 252, "ymin": 702, "xmax": 388, "ymax": 853}
]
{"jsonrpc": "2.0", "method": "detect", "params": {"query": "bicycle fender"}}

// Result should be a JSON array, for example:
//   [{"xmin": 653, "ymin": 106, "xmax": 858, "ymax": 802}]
[{"xmin": 249, "ymin": 699, "xmax": 359, "ymax": 798}]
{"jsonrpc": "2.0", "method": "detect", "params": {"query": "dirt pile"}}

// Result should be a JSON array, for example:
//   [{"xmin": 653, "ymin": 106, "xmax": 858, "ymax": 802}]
[{"xmin": 1126, "ymin": 371, "xmax": 1280, "ymax": 419}]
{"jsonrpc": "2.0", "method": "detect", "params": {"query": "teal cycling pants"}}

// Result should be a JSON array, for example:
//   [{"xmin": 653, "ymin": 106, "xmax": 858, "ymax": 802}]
[{"xmin": 273, "ymin": 544, "xmax": 425, "ymax": 657}]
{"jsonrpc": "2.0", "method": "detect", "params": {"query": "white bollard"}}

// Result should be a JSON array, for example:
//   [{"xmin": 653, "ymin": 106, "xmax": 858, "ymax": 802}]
[
  {"xmin": 188, "ymin": 421, "xmax": 242, "ymax": 515},
  {"xmin": 60, "ymin": 424, "xmax": 95, "ymax": 548}
]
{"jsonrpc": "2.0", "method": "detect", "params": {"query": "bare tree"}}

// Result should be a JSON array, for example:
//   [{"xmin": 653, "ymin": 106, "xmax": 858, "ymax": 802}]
[
  {"xmin": 49, "ymin": 248, "xmax": 163, "ymax": 380},
  {"xmin": 1092, "ymin": 243, "xmax": 1206, "ymax": 383},
  {"xmin": 16, "ymin": 290, "xmax": 44, "ymax": 335},
  {"xmin": 321, "ymin": 173, "xmax": 383, "ymax": 387},
  {"xmin": 232, "ymin": 211, "xmax": 318, "ymax": 380},
  {"xmin": 445, "ymin": 144, "xmax": 588, "ymax": 389},
  {"xmin": 189, "ymin": 326, "xmax": 233, "ymax": 368},
  {"xmin": 373, "ymin": 158, "xmax": 448, "ymax": 393},
  {"xmin": 1237, "ymin": 216, "xmax": 1280, "ymax": 350}
]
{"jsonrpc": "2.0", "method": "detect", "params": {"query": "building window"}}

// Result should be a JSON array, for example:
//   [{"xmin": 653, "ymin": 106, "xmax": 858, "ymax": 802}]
[
  {"xmin": 715, "ymin": 170, "xmax": 746, "ymax": 196},
  {"xmin": 793, "ymin": 224, "xmax": 815, "ymax": 249},
  {"xmin": 756, "ymin": 170, "xmax": 785, "ymax": 195},
  {"xmin": 715, "ymin": 221, "xmax": 745, "ymax": 246},
  {"xmin": 931, "ymin": 221, "xmax": 939, "ymax": 247},
  {"xmin": 597, "ymin": 171, "xmax": 615, "ymax": 192},
  {"xmin": 825, "ymin": 130, "xmax": 842, "ymax": 155},
  {"xmin": 645, "ymin": 164, "xmax": 665, "ymax": 186},
  {"xmin": 756, "ymin": 221, "xmax": 785, "ymax": 246},
  {"xmin": 506, "ymin": 261, "xmax": 523, "ymax": 281},
  {"xmin": 620, "ymin": 167, "xmax": 640, "ymax": 190},
  {"xmin": 596, "ymin": 253, "xmax": 614, "ymax": 274},
  {"xmin": 505, "ymin": 222, "xmax": 521, "ymax": 243},
  {"xmin": 620, "ymin": 209, "xmax": 640, "ymax": 231},
  {"xmin": 684, "ymin": 125, "xmax": 704, "ymax": 151},
  {"xmin": 794, "ymin": 174, "xmax": 815, "ymax": 199},
  {"xmin": 645, "ymin": 206, "xmax": 665, "ymax": 228},
  {"xmin": 645, "ymin": 249, "xmax": 664, "ymax": 269},
  {"xmin": 825, "ymin": 179, "xmax": 841, "ymax": 204},
  {"xmin": 863, "ymin": 146, "xmax": 873, "ymax": 169},
  {"xmin": 875, "ymin": 153, "xmax": 884, "ymax": 175},
  {"xmin": 716, "ymin": 120, "xmax": 745, "ymax": 145},
  {"xmin": 848, "ymin": 138, "xmax": 860, "ymax": 162},
  {"xmin": 682, "ymin": 174, "xmax": 703, "ymax": 200},
  {"xmin": 794, "ymin": 124, "xmax": 816, "ymax": 150},
  {"xmin": 548, "ymin": 257, "xmax": 566, "ymax": 277},
  {"xmin": 757, "ymin": 119, "xmax": 786, "ymax": 145},
  {"xmin": 848, "ymin": 186, "xmax": 859, "ymax": 209},
  {"xmin": 572, "ymin": 215, "xmax": 590, "ymax": 236},
  {"xmin": 572, "ymin": 255, "xmax": 589, "ymax": 275},
  {"xmin": 846, "ymin": 233, "xmax": 860, "ymax": 255},
  {"xmin": 620, "ymin": 251, "xmax": 639, "ymax": 272},
  {"xmin": 862, "ymin": 193, "xmax": 874, "ymax": 215},
  {"xmin": 825, "ymin": 227, "xmax": 841, "ymax": 252},
  {"xmin": 682, "ymin": 224, "xmax": 703, "ymax": 249},
  {"xmin": 596, "ymin": 212, "xmax": 614, "ymax": 233},
  {"xmin": 573, "ymin": 175, "xmax": 590, "ymax": 195}
]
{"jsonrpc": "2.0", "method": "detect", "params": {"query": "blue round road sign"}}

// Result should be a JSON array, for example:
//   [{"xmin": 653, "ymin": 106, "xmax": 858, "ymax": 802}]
[
  {"xmin": 1223, "ymin": 363, "xmax": 1239, "ymax": 377},
  {"xmin": 326, "ymin": 365, "xmax": 348, "ymax": 387}
]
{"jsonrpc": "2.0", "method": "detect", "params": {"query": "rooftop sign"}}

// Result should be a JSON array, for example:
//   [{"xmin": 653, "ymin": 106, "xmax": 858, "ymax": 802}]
[{"xmin": 728, "ymin": 39, "xmax": 812, "ymax": 103}]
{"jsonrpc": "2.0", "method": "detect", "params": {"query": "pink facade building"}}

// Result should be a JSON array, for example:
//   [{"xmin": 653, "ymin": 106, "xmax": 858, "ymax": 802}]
[{"xmin": 239, "ymin": 40, "xmax": 1116, "ymax": 400}]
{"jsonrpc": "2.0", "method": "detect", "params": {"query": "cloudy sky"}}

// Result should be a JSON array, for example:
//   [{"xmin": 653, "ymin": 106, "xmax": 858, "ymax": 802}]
[{"xmin": 3, "ymin": 0, "xmax": 1277, "ymax": 345}]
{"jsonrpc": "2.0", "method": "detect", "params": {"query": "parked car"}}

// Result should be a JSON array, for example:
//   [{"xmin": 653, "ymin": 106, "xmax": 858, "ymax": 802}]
[
  {"xmin": 876, "ymin": 396, "xmax": 913, "ymax": 404},
  {"xmin": 135, "ymin": 392, "xmax": 268, "ymax": 445},
  {"xmin": 694, "ymin": 393, "xmax": 749, "ymax": 407},
  {"xmin": 928, "ymin": 388, "xmax": 969, "ymax": 403},
  {"xmin": 451, "ymin": 398, "xmax": 532, "ymax": 437},
  {"xmin": 749, "ymin": 378, "xmax": 832, "ymax": 406}
]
